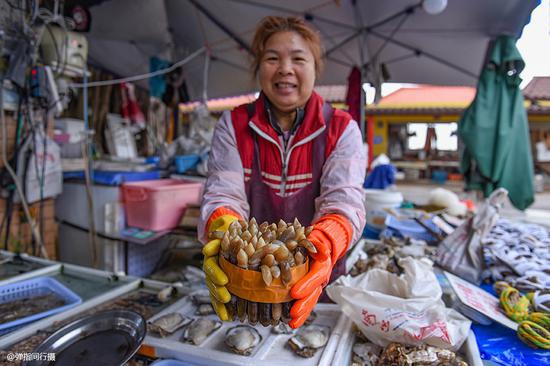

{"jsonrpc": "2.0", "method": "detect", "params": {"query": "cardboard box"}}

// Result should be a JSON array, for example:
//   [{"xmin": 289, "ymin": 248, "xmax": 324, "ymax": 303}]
[{"xmin": 0, "ymin": 198, "xmax": 57, "ymax": 259}]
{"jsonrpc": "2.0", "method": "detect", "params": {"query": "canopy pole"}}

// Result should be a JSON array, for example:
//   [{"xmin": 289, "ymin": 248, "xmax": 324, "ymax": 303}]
[
  {"xmin": 202, "ymin": 50, "xmax": 210, "ymax": 103},
  {"xmin": 189, "ymin": 0, "xmax": 252, "ymax": 55},
  {"xmin": 369, "ymin": 29, "xmax": 478, "ymax": 79}
]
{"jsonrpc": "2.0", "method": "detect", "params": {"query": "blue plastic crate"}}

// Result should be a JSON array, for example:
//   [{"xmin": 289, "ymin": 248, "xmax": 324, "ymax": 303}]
[
  {"xmin": 0, "ymin": 277, "xmax": 82, "ymax": 331},
  {"xmin": 362, "ymin": 223, "xmax": 381, "ymax": 239},
  {"xmin": 174, "ymin": 154, "xmax": 200, "ymax": 174},
  {"xmin": 431, "ymin": 170, "xmax": 448, "ymax": 184},
  {"xmin": 63, "ymin": 170, "xmax": 161, "ymax": 186}
]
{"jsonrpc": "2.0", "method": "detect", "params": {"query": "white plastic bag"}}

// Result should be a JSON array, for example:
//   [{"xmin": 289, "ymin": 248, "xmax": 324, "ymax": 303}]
[{"xmin": 326, "ymin": 257, "xmax": 471, "ymax": 351}]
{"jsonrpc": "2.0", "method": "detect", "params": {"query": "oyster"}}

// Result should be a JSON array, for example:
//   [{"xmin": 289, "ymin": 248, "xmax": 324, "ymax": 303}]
[
  {"xmin": 224, "ymin": 325, "xmax": 262, "ymax": 356},
  {"xmin": 181, "ymin": 318, "xmax": 222, "ymax": 345},
  {"xmin": 377, "ymin": 343, "xmax": 465, "ymax": 366},
  {"xmin": 352, "ymin": 342, "xmax": 382, "ymax": 366},
  {"xmin": 288, "ymin": 325, "xmax": 329, "ymax": 358},
  {"xmin": 271, "ymin": 322, "xmax": 296, "ymax": 335},
  {"xmin": 148, "ymin": 313, "xmax": 191, "ymax": 337}
]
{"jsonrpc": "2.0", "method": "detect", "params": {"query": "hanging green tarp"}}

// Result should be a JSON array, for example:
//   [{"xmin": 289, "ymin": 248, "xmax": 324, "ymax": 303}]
[{"xmin": 459, "ymin": 35, "xmax": 534, "ymax": 210}]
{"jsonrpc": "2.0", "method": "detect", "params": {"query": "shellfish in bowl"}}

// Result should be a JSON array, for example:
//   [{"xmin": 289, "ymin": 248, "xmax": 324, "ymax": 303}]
[{"xmin": 224, "ymin": 325, "xmax": 262, "ymax": 356}]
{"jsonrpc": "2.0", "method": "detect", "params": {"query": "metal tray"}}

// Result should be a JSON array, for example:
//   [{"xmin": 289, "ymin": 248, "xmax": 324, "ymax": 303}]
[
  {"xmin": 25, "ymin": 310, "xmax": 146, "ymax": 366},
  {"xmin": 0, "ymin": 262, "xmax": 138, "ymax": 344},
  {"xmin": 142, "ymin": 295, "xmax": 347, "ymax": 366},
  {"xmin": 0, "ymin": 251, "xmax": 61, "ymax": 287},
  {"xmin": 1, "ymin": 278, "xmax": 184, "ymax": 351}
]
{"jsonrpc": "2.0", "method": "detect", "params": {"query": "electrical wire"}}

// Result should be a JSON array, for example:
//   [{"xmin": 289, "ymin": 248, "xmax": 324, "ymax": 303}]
[
  {"xmin": 0, "ymin": 78, "xmax": 47, "ymax": 258},
  {"xmin": 69, "ymin": 47, "xmax": 206, "ymax": 88}
]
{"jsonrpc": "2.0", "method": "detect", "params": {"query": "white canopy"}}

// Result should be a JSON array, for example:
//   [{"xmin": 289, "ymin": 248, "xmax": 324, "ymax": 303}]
[{"xmin": 84, "ymin": 0, "xmax": 538, "ymax": 100}]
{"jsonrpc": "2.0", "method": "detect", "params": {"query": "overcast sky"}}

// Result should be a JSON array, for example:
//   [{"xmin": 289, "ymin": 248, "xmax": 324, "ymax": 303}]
[{"xmin": 517, "ymin": 0, "xmax": 550, "ymax": 87}]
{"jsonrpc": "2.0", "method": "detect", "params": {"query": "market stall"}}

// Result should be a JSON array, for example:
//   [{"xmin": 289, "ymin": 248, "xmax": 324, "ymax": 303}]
[{"xmin": 1, "ymin": 0, "xmax": 548, "ymax": 365}]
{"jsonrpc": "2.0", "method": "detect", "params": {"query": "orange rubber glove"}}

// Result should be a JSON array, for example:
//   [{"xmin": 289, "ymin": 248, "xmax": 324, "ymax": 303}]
[
  {"xmin": 289, "ymin": 214, "xmax": 352, "ymax": 328},
  {"xmin": 202, "ymin": 207, "xmax": 241, "ymax": 321}
]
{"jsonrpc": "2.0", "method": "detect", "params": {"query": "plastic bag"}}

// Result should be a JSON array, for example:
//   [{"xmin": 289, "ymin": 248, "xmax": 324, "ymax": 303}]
[
  {"xmin": 326, "ymin": 257, "xmax": 471, "ymax": 351},
  {"xmin": 437, "ymin": 188, "xmax": 508, "ymax": 284}
]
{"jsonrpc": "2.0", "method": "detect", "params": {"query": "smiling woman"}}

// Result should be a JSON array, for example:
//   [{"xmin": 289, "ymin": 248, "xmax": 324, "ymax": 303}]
[
  {"xmin": 252, "ymin": 17, "xmax": 323, "ymax": 131},
  {"xmin": 258, "ymin": 31, "xmax": 316, "ymax": 130},
  {"xmin": 199, "ymin": 16, "xmax": 367, "ymax": 329}
]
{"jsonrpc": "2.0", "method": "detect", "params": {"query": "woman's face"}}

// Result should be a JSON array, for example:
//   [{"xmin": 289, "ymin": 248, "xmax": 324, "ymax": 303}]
[{"xmin": 258, "ymin": 31, "xmax": 316, "ymax": 113}]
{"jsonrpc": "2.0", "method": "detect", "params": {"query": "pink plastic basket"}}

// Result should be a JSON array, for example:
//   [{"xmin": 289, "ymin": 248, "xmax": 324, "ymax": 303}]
[{"xmin": 121, "ymin": 179, "xmax": 203, "ymax": 231}]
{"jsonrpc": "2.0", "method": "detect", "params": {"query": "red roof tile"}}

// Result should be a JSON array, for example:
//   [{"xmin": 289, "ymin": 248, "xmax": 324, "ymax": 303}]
[
  {"xmin": 523, "ymin": 77, "xmax": 550, "ymax": 101},
  {"xmin": 180, "ymin": 85, "xmax": 347, "ymax": 113},
  {"xmin": 376, "ymin": 85, "xmax": 476, "ymax": 108}
]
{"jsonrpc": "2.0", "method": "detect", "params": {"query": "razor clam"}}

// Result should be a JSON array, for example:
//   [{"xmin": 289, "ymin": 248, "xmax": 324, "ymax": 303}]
[
  {"xmin": 192, "ymin": 291, "xmax": 211, "ymax": 305},
  {"xmin": 225, "ymin": 325, "xmax": 262, "ymax": 356},
  {"xmin": 148, "ymin": 313, "xmax": 191, "ymax": 337},
  {"xmin": 181, "ymin": 317, "xmax": 222, "ymax": 345},
  {"xmin": 157, "ymin": 286, "xmax": 175, "ymax": 303},
  {"xmin": 196, "ymin": 303, "xmax": 215, "ymax": 315},
  {"xmin": 287, "ymin": 325, "xmax": 329, "ymax": 358}
]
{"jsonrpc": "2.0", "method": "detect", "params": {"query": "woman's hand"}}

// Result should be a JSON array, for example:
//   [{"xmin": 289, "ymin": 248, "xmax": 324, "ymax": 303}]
[
  {"xmin": 202, "ymin": 213, "xmax": 240, "ymax": 321},
  {"xmin": 289, "ymin": 214, "xmax": 352, "ymax": 328}
]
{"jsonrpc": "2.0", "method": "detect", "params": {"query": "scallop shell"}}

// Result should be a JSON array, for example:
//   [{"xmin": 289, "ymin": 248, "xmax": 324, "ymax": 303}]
[
  {"xmin": 181, "ymin": 317, "xmax": 222, "ymax": 345},
  {"xmin": 225, "ymin": 325, "xmax": 262, "ymax": 356},
  {"xmin": 287, "ymin": 325, "xmax": 329, "ymax": 358},
  {"xmin": 148, "ymin": 313, "xmax": 191, "ymax": 337}
]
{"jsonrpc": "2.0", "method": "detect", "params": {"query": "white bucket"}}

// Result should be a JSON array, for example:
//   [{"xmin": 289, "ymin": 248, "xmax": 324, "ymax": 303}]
[{"xmin": 363, "ymin": 189, "xmax": 404, "ymax": 229}]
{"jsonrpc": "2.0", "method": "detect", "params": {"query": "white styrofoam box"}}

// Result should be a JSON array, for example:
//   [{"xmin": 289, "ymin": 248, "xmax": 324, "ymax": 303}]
[
  {"xmin": 331, "ymin": 317, "xmax": 483, "ymax": 366},
  {"xmin": 55, "ymin": 182, "xmax": 121, "ymax": 233},
  {"xmin": 54, "ymin": 118, "xmax": 85, "ymax": 143},
  {"xmin": 57, "ymin": 223, "xmax": 170, "ymax": 277},
  {"xmin": 144, "ymin": 297, "xmax": 347, "ymax": 366},
  {"xmin": 58, "ymin": 222, "xmax": 124, "ymax": 274}
]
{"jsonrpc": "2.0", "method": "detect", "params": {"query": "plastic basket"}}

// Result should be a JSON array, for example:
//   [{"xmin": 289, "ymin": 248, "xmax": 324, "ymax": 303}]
[
  {"xmin": 122, "ymin": 179, "xmax": 203, "ymax": 231},
  {"xmin": 174, "ymin": 154, "xmax": 200, "ymax": 174},
  {"xmin": 0, "ymin": 276, "xmax": 82, "ymax": 331},
  {"xmin": 63, "ymin": 170, "xmax": 161, "ymax": 186}
]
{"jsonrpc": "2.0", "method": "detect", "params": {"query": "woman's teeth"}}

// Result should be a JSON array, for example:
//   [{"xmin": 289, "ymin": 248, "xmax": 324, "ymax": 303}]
[{"xmin": 275, "ymin": 83, "xmax": 296, "ymax": 89}]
